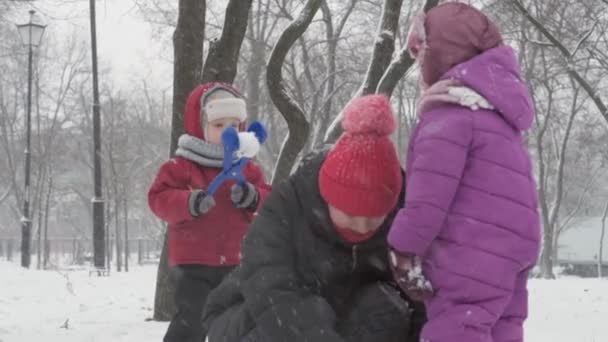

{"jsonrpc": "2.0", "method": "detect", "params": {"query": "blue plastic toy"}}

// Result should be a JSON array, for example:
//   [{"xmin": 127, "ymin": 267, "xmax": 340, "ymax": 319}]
[{"xmin": 206, "ymin": 121, "xmax": 267, "ymax": 196}]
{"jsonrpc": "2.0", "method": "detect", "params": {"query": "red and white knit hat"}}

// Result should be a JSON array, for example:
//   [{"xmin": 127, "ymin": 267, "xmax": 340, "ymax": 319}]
[
  {"xmin": 201, "ymin": 84, "xmax": 247, "ymax": 122},
  {"xmin": 319, "ymin": 95, "xmax": 403, "ymax": 217}
]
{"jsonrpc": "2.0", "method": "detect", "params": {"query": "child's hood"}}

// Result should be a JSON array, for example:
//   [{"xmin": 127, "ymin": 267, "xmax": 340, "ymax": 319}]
[
  {"xmin": 183, "ymin": 82, "xmax": 244, "ymax": 139},
  {"xmin": 443, "ymin": 45, "xmax": 534, "ymax": 131}
]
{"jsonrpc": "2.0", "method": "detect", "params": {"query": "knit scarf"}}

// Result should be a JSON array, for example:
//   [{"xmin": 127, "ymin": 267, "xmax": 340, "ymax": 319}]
[{"xmin": 175, "ymin": 134, "xmax": 225, "ymax": 168}]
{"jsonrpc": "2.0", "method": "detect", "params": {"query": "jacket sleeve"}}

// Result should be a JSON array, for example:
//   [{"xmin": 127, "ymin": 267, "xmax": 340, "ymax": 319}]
[
  {"xmin": 244, "ymin": 161, "xmax": 272, "ymax": 219},
  {"xmin": 148, "ymin": 158, "xmax": 195, "ymax": 225},
  {"xmin": 388, "ymin": 112, "xmax": 473, "ymax": 256},
  {"xmin": 407, "ymin": 300, "xmax": 427, "ymax": 342},
  {"xmin": 239, "ymin": 180, "xmax": 345, "ymax": 342}
]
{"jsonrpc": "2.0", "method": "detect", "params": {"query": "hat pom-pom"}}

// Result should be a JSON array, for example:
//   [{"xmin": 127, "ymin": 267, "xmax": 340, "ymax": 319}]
[{"xmin": 341, "ymin": 95, "xmax": 396, "ymax": 137}]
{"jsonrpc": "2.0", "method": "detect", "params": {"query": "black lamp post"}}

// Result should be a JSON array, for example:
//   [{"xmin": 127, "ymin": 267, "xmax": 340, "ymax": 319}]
[
  {"xmin": 16, "ymin": 10, "xmax": 45, "ymax": 269},
  {"xmin": 89, "ymin": 0, "xmax": 105, "ymax": 270}
]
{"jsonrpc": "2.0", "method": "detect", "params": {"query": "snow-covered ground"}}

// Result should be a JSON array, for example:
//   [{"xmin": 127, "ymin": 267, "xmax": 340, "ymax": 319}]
[
  {"xmin": 0, "ymin": 262, "xmax": 167, "ymax": 342},
  {"xmin": 1, "ymin": 261, "xmax": 607, "ymax": 341}
]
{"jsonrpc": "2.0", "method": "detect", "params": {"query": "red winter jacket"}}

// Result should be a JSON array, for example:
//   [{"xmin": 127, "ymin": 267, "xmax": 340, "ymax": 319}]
[{"xmin": 148, "ymin": 83, "xmax": 271, "ymax": 266}]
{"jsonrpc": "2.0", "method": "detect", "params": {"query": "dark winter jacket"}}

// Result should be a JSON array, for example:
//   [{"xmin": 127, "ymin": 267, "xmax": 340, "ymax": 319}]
[{"xmin": 203, "ymin": 150, "xmax": 425, "ymax": 342}]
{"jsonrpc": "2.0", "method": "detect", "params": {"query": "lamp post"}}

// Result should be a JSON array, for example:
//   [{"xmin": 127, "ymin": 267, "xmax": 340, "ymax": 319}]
[
  {"xmin": 89, "ymin": 0, "xmax": 105, "ymax": 270},
  {"xmin": 16, "ymin": 10, "xmax": 45, "ymax": 269}
]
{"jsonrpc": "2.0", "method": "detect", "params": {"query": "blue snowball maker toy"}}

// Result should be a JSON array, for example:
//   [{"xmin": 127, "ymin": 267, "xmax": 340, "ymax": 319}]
[{"xmin": 206, "ymin": 121, "xmax": 267, "ymax": 196}]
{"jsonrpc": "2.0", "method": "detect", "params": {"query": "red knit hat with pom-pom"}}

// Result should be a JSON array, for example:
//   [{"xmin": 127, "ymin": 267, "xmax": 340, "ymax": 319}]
[{"xmin": 319, "ymin": 95, "xmax": 403, "ymax": 217}]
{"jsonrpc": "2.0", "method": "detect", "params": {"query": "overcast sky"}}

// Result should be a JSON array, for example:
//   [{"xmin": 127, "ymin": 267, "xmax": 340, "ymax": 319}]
[{"xmin": 8, "ymin": 0, "xmax": 172, "ymax": 90}]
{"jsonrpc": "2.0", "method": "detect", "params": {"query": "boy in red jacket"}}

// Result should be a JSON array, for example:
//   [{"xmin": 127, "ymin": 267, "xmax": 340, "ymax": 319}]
[{"xmin": 148, "ymin": 82, "xmax": 271, "ymax": 342}]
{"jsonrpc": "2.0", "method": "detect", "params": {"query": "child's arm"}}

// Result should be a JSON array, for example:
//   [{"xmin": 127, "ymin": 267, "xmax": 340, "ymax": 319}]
[
  {"xmin": 239, "ymin": 181, "xmax": 345, "ymax": 342},
  {"xmin": 229, "ymin": 161, "xmax": 272, "ymax": 218},
  {"xmin": 388, "ymin": 112, "xmax": 473, "ymax": 257},
  {"xmin": 148, "ymin": 158, "xmax": 201, "ymax": 225}
]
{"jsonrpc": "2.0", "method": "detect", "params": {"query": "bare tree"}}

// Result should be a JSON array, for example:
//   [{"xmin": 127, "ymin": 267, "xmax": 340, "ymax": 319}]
[
  {"xmin": 538, "ymin": 77, "xmax": 582, "ymax": 279},
  {"xmin": 376, "ymin": 0, "xmax": 441, "ymax": 97},
  {"xmin": 267, "ymin": 0, "xmax": 323, "ymax": 184},
  {"xmin": 512, "ymin": 0, "xmax": 608, "ymax": 125},
  {"xmin": 497, "ymin": 0, "xmax": 608, "ymax": 278},
  {"xmin": 245, "ymin": 0, "xmax": 277, "ymax": 123},
  {"xmin": 324, "ymin": 0, "xmax": 440, "ymax": 143},
  {"xmin": 154, "ymin": 0, "xmax": 205, "ymax": 322},
  {"xmin": 301, "ymin": 0, "xmax": 359, "ymax": 150}
]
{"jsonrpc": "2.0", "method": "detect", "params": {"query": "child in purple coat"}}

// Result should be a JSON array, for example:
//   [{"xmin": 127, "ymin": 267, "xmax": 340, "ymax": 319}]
[{"xmin": 388, "ymin": 3, "xmax": 541, "ymax": 342}]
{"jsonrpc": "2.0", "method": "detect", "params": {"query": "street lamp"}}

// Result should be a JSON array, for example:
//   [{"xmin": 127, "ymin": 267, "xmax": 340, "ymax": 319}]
[
  {"xmin": 16, "ymin": 10, "xmax": 45, "ymax": 269},
  {"xmin": 89, "ymin": 0, "xmax": 105, "ymax": 270}
]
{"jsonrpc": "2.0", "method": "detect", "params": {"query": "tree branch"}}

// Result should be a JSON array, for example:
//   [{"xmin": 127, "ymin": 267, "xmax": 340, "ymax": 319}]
[
  {"xmin": 557, "ymin": 167, "xmax": 602, "ymax": 235},
  {"xmin": 512, "ymin": 0, "xmax": 608, "ymax": 125},
  {"xmin": 360, "ymin": 0, "xmax": 404, "ymax": 96},
  {"xmin": 267, "ymin": 0, "xmax": 322, "ymax": 185},
  {"xmin": 571, "ymin": 20, "xmax": 598, "ymax": 58},
  {"xmin": 323, "ymin": 0, "xmax": 403, "ymax": 143},
  {"xmin": 376, "ymin": 0, "xmax": 439, "ymax": 97},
  {"xmin": 201, "ymin": 0, "xmax": 253, "ymax": 83},
  {"xmin": 0, "ymin": 186, "xmax": 10, "ymax": 205}
]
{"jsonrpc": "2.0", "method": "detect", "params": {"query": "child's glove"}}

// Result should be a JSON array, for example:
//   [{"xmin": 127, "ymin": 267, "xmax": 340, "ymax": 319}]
[
  {"xmin": 230, "ymin": 182, "xmax": 259, "ymax": 211},
  {"xmin": 389, "ymin": 249, "xmax": 433, "ymax": 302},
  {"xmin": 188, "ymin": 190, "xmax": 216, "ymax": 217}
]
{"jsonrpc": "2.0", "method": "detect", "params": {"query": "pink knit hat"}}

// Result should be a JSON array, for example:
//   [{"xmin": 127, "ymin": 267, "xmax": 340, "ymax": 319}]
[{"xmin": 407, "ymin": 2, "xmax": 503, "ymax": 86}]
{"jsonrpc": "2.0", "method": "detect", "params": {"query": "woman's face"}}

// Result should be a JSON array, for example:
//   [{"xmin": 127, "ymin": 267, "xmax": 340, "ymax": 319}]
[{"xmin": 328, "ymin": 205, "xmax": 386, "ymax": 235}]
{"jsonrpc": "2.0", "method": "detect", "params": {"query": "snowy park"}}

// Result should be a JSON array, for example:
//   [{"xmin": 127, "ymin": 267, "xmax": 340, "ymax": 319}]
[{"xmin": 2, "ymin": 0, "xmax": 608, "ymax": 341}]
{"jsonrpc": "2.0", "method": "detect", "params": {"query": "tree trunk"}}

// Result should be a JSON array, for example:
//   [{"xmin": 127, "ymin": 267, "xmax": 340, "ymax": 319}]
[
  {"xmin": 326, "ymin": 0, "xmax": 403, "ymax": 146},
  {"xmin": 43, "ymin": 174, "xmax": 52, "ymax": 269},
  {"xmin": 246, "ymin": 36, "xmax": 264, "ymax": 123},
  {"xmin": 105, "ymin": 197, "xmax": 112, "ymax": 272},
  {"xmin": 310, "ymin": 0, "xmax": 358, "ymax": 150},
  {"xmin": 154, "ymin": 230, "xmax": 173, "ymax": 321},
  {"xmin": 201, "ymin": 0, "xmax": 253, "ymax": 83},
  {"xmin": 599, "ymin": 200, "xmax": 608, "ymax": 278},
  {"xmin": 154, "ymin": 0, "xmax": 205, "ymax": 322},
  {"xmin": 123, "ymin": 195, "xmax": 129, "ymax": 272},
  {"xmin": 267, "ymin": 0, "xmax": 322, "ymax": 185},
  {"xmin": 7, "ymin": 239, "xmax": 13, "ymax": 261},
  {"xmin": 138, "ymin": 239, "xmax": 143, "ymax": 265},
  {"xmin": 115, "ymin": 197, "xmax": 122, "ymax": 272},
  {"xmin": 36, "ymin": 191, "xmax": 43, "ymax": 270},
  {"xmin": 540, "ymin": 223, "xmax": 555, "ymax": 279},
  {"xmin": 320, "ymin": 1, "xmax": 337, "ymax": 127},
  {"xmin": 542, "ymin": 77, "xmax": 581, "ymax": 279},
  {"xmin": 361, "ymin": 0, "xmax": 403, "ymax": 95}
]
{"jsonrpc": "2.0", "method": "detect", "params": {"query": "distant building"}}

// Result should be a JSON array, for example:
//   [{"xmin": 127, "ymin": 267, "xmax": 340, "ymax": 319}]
[{"xmin": 557, "ymin": 217, "xmax": 608, "ymax": 277}]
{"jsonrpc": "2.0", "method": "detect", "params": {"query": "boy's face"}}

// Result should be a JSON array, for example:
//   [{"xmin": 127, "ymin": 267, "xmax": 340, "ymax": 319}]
[
  {"xmin": 206, "ymin": 117, "xmax": 241, "ymax": 145},
  {"xmin": 328, "ymin": 205, "xmax": 386, "ymax": 235}
]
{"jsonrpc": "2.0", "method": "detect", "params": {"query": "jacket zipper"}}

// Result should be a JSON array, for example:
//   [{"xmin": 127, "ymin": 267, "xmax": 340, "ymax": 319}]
[{"xmin": 351, "ymin": 244, "xmax": 358, "ymax": 272}]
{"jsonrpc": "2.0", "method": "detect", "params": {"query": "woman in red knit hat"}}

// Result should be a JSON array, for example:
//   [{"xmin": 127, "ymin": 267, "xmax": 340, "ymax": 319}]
[{"xmin": 202, "ymin": 94, "xmax": 425, "ymax": 342}]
